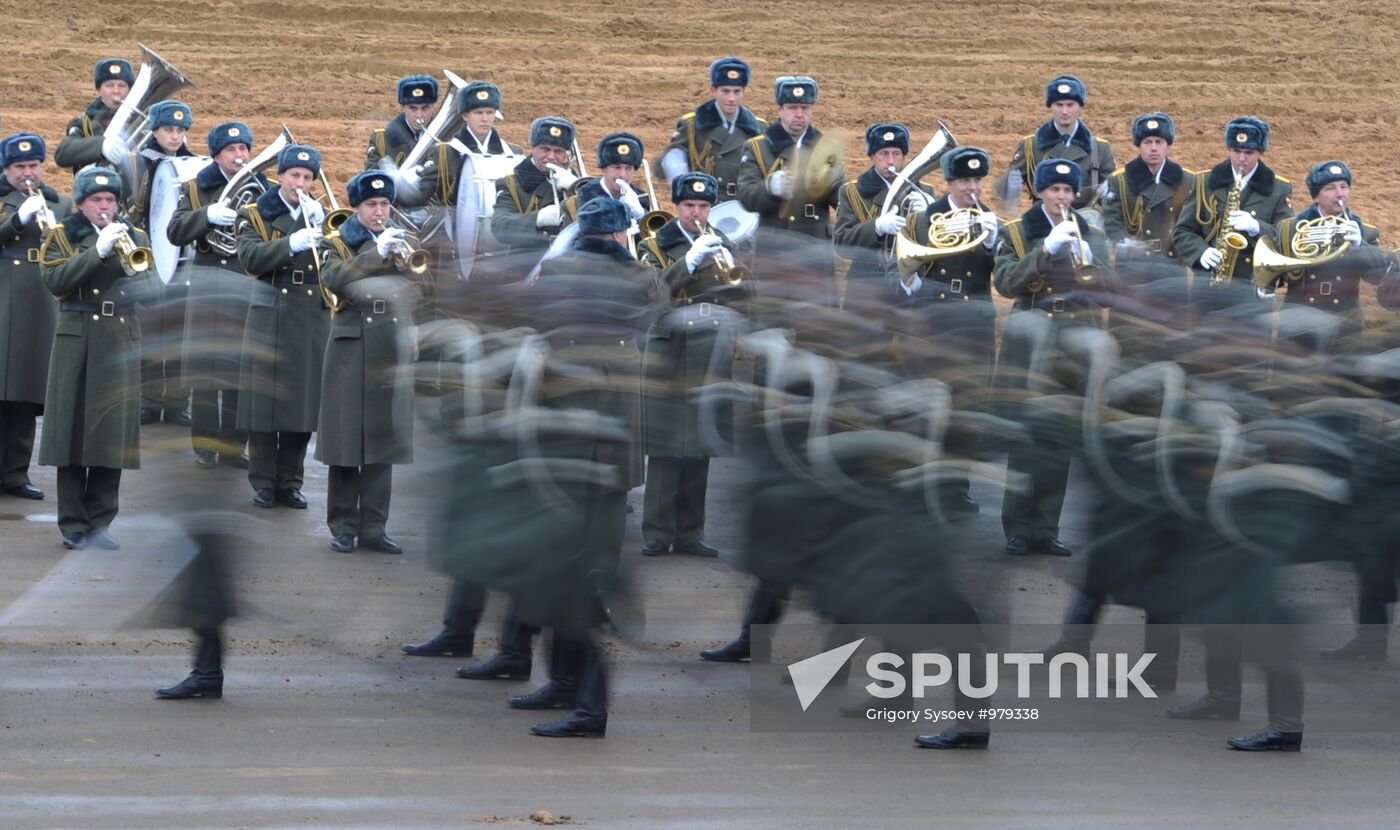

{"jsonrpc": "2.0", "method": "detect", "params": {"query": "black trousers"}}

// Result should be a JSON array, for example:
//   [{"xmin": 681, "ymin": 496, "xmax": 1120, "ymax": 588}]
[
  {"xmin": 641, "ymin": 456, "xmax": 710, "ymax": 545},
  {"xmin": 246, "ymin": 430, "xmax": 311, "ymax": 492},
  {"xmin": 56, "ymin": 465, "xmax": 122, "ymax": 536},
  {"xmin": 0, "ymin": 400, "xmax": 39, "ymax": 488},
  {"xmin": 193, "ymin": 626, "xmax": 223, "ymax": 677},
  {"xmin": 326, "ymin": 463, "xmax": 393, "ymax": 539},
  {"xmin": 191, "ymin": 389, "xmax": 246, "ymax": 456},
  {"xmin": 1202, "ymin": 626, "xmax": 1304, "ymax": 732},
  {"xmin": 442, "ymin": 579, "xmax": 488, "ymax": 640}
]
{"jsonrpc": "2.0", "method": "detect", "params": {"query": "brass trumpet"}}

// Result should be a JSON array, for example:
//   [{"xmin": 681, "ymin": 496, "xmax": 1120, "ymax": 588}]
[
  {"xmin": 21, "ymin": 179, "xmax": 55, "ymax": 232},
  {"xmin": 1060, "ymin": 206, "xmax": 1095, "ymax": 282},
  {"xmin": 99, "ymin": 213, "xmax": 153, "ymax": 276},
  {"xmin": 389, "ymin": 228, "xmax": 432, "ymax": 275},
  {"xmin": 687, "ymin": 221, "xmax": 750, "ymax": 293}
]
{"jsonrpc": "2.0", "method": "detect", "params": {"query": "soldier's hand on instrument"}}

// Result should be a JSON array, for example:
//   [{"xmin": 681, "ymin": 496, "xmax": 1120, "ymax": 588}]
[
  {"xmin": 546, "ymin": 164, "xmax": 580, "ymax": 191},
  {"xmin": 301, "ymin": 197, "xmax": 325, "ymax": 228},
  {"xmin": 1199, "ymin": 247, "xmax": 1223, "ymax": 271},
  {"xmin": 535, "ymin": 204, "xmax": 563, "ymax": 229},
  {"xmin": 766, "ymin": 170, "xmax": 792, "ymax": 199},
  {"xmin": 95, "ymin": 222, "xmax": 128, "ymax": 258},
  {"xmin": 1043, "ymin": 219, "xmax": 1078, "ymax": 255},
  {"xmin": 375, "ymin": 227, "xmax": 408, "ymax": 260},
  {"xmin": 684, "ymin": 235, "xmax": 725, "ymax": 273},
  {"xmin": 874, "ymin": 210, "xmax": 906, "ymax": 237},
  {"xmin": 17, "ymin": 193, "xmax": 47, "ymax": 226},
  {"xmin": 618, "ymin": 182, "xmax": 646, "ymax": 220},
  {"xmin": 1096, "ymin": 180, "xmax": 1111, "ymax": 202},
  {"xmin": 394, "ymin": 164, "xmax": 423, "ymax": 196},
  {"xmin": 101, "ymin": 135, "xmax": 127, "ymax": 166},
  {"xmin": 288, "ymin": 226, "xmax": 322, "ymax": 253},
  {"xmin": 1342, "ymin": 220, "xmax": 1364, "ymax": 248},
  {"xmin": 205, "ymin": 203, "xmax": 238, "ymax": 227},
  {"xmin": 903, "ymin": 191, "xmax": 931, "ymax": 214},
  {"xmin": 1227, "ymin": 210, "xmax": 1259, "ymax": 235},
  {"xmin": 977, "ymin": 210, "xmax": 1000, "ymax": 246}
]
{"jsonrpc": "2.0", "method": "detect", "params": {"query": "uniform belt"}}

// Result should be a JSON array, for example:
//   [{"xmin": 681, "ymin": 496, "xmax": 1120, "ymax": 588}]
[
  {"xmin": 60, "ymin": 299, "xmax": 135, "ymax": 316},
  {"xmin": 354, "ymin": 298, "xmax": 393, "ymax": 315},
  {"xmin": 273, "ymin": 270, "xmax": 318, "ymax": 285},
  {"xmin": 0, "ymin": 246, "xmax": 40, "ymax": 263}
]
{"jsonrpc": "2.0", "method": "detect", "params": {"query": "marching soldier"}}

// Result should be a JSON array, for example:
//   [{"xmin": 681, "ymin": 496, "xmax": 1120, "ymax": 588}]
[
  {"xmin": 1172, "ymin": 116, "xmax": 1292, "ymax": 298},
  {"xmin": 235, "ymin": 144, "xmax": 331, "ymax": 510},
  {"xmin": 364, "ymin": 75, "xmax": 438, "ymax": 170},
  {"xmin": 0, "ymin": 133, "xmax": 69, "ymax": 501},
  {"xmin": 994, "ymin": 158, "xmax": 1109, "ymax": 558},
  {"xmin": 37, "ymin": 166, "xmax": 159, "ymax": 550},
  {"xmin": 736, "ymin": 75, "xmax": 843, "ymax": 303},
  {"xmin": 563, "ymin": 132, "xmax": 651, "ymax": 225},
  {"xmin": 316, "ymin": 171, "xmax": 416, "ymax": 554},
  {"xmin": 489, "ymin": 116, "xmax": 580, "ymax": 260},
  {"xmin": 833, "ymin": 123, "xmax": 926, "ymax": 295},
  {"xmin": 167, "ymin": 121, "xmax": 262, "ymax": 468},
  {"xmin": 999, "ymin": 74, "xmax": 1115, "ymax": 213},
  {"xmin": 1102, "ymin": 113, "xmax": 1192, "ymax": 260},
  {"xmin": 54, "ymin": 57, "xmax": 133, "ymax": 175},
  {"xmin": 637, "ymin": 171, "xmax": 746, "ymax": 557},
  {"xmin": 657, "ymin": 57, "xmax": 766, "ymax": 201}
]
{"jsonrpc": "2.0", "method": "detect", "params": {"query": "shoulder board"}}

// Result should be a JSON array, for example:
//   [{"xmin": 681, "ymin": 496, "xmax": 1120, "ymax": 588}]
[
  {"xmin": 680, "ymin": 112, "xmax": 696, "ymax": 122},
  {"xmin": 1276, "ymin": 175, "xmax": 1291, "ymax": 183}
]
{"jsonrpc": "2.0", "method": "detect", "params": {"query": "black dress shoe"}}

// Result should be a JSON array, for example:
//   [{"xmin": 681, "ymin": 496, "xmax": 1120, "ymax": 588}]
[
  {"xmin": 1036, "ymin": 537, "xmax": 1073, "ymax": 557},
  {"xmin": 700, "ymin": 637, "xmax": 750, "ymax": 662},
  {"xmin": 252, "ymin": 488, "xmax": 276, "ymax": 508},
  {"xmin": 219, "ymin": 451, "xmax": 250, "ymax": 469},
  {"xmin": 86, "ymin": 529, "xmax": 120, "ymax": 550},
  {"xmin": 359, "ymin": 535, "xmax": 402, "ymax": 554},
  {"xmin": 530, "ymin": 711, "xmax": 606, "ymax": 738},
  {"xmin": 1226, "ymin": 728, "xmax": 1302, "ymax": 752},
  {"xmin": 401, "ymin": 632, "xmax": 474, "ymax": 657},
  {"xmin": 455, "ymin": 653, "xmax": 532, "ymax": 681},
  {"xmin": 139, "ymin": 407, "xmax": 159, "ymax": 426},
  {"xmin": 674, "ymin": 539, "xmax": 720, "ymax": 557},
  {"xmin": 164, "ymin": 408, "xmax": 193, "ymax": 426},
  {"xmin": 509, "ymin": 681, "xmax": 578, "ymax": 710},
  {"xmin": 3, "ymin": 482, "xmax": 45, "ymax": 500},
  {"xmin": 330, "ymin": 534, "xmax": 356, "ymax": 553},
  {"xmin": 194, "ymin": 451, "xmax": 218, "ymax": 469},
  {"xmin": 1318, "ymin": 634, "xmax": 1387, "ymax": 661},
  {"xmin": 62, "ymin": 532, "xmax": 87, "ymax": 550},
  {"xmin": 1166, "ymin": 693, "xmax": 1240, "ymax": 721},
  {"xmin": 276, "ymin": 488, "xmax": 308, "ymax": 509},
  {"xmin": 914, "ymin": 730, "xmax": 990, "ymax": 749},
  {"xmin": 640, "ymin": 539, "xmax": 670, "ymax": 557},
  {"xmin": 1004, "ymin": 535, "xmax": 1031, "ymax": 556},
  {"xmin": 155, "ymin": 672, "xmax": 223, "ymax": 700}
]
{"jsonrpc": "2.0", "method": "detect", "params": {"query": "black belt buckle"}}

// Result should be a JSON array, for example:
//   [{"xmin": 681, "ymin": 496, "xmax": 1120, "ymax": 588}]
[
  {"xmin": 27, "ymin": 247, "xmax": 39, "ymax": 263},
  {"xmin": 803, "ymin": 204, "xmax": 818, "ymax": 220},
  {"xmin": 291, "ymin": 270, "xmax": 305, "ymax": 285},
  {"xmin": 1051, "ymin": 298, "xmax": 1065, "ymax": 313},
  {"xmin": 100, "ymin": 300, "xmax": 115, "ymax": 317},
  {"xmin": 949, "ymin": 278, "xmax": 963, "ymax": 294},
  {"xmin": 1319, "ymin": 281, "xmax": 1333, "ymax": 296},
  {"xmin": 372, "ymin": 299, "xmax": 387, "ymax": 314}
]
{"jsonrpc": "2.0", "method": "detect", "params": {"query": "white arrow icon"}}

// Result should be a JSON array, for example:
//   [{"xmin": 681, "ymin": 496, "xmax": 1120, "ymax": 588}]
[{"xmin": 787, "ymin": 638, "xmax": 866, "ymax": 711}]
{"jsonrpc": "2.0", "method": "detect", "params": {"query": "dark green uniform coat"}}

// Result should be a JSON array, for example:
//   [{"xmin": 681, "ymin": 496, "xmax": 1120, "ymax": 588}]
[
  {"xmin": 314, "ymin": 216, "xmax": 416, "ymax": 467},
  {"xmin": 0, "ymin": 182, "xmax": 69, "ymax": 403},
  {"xmin": 364, "ymin": 112, "xmax": 423, "ymax": 171},
  {"xmin": 54, "ymin": 99, "xmax": 116, "ymax": 174},
  {"xmin": 737, "ymin": 123, "xmax": 843, "ymax": 242},
  {"xmin": 833, "ymin": 166, "xmax": 898, "ymax": 292},
  {"xmin": 1272, "ymin": 205, "xmax": 1388, "ymax": 314},
  {"xmin": 234, "ymin": 188, "xmax": 330, "ymax": 433},
  {"xmin": 490, "ymin": 156, "xmax": 568, "ymax": 258},
  {"xmin": 657, "ymin": 100, "xmax": 765, "ymax": 202},
  {"xmin": 1000, "ymin": 120, "xmax": 1116, "ymax": 211},
  {"xmin": 37, "ymin": 214, "xmax": 159, "ymax": 469},
  {"xmin": 1172, "ymin": 159, "xmax": 1293, "ymax": 287},
  {"xmin": 1102, "ymin": 158, "xmax": 1192, "ymax": 259}
]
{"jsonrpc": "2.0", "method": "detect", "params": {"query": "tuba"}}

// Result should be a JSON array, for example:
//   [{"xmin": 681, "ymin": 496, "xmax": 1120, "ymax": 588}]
[
  {"xmin": 103, "ymin": 45, "xmax": 194, "ymax": 183},
  {"xmin": 893, "ymin": 206, "xmax": 989, "ymax": 280},
  {"xmin": 208, "ymin": 127, "xmax": 292, "ymax": 255}
]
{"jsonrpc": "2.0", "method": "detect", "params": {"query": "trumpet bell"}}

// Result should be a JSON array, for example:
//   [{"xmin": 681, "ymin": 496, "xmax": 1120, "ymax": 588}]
[
  {"xmin": 400, "ymin": 248, "xmax": 432, "ymax": 275},
  {"xmin": 121, "ymin": 245, "xmax": 153, "ymax": 276}
]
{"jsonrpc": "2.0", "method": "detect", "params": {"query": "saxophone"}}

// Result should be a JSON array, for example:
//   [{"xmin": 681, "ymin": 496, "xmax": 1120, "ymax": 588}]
[{"xmin": 1209, "ymin": 180, "xmax": 1248, "ymax": 287}]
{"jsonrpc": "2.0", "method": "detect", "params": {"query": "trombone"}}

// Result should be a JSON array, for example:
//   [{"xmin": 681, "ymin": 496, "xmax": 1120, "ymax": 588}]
[
  {"xmin": 297, "ymin": 175, "xmax": 352, "ymax": 311},
  {"xmin": 21, "ymin": 179, "xmax": 55, "ymax": 232},
  {"xmin": 99, "ymin": 212, "xmax": 153, "ymax": 276},
  {"xmin": 637, "ymin": 159, "xmax": 673, "ymax": 240}
]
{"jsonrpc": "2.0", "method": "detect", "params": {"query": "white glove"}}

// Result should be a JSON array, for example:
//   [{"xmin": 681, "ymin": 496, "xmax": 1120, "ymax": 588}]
[
  {"xmin": 874, "ymin": 211, "xmax": 905, "ymax": 237},
  {"xmin": 1198, "ymin": 247, "xmax": 1223, "ymax": 271},
  {"xmin": 684, "ymin": 235, "xmax": 725, "ymax": 273},
  {"xmin": 375, "ymin": 227, "xmax": 407, "ymax": 260},
  {"xmin": 1342, "ymin": 219, "xmax": 1363, "ymax": 248},
  {"xmin": 902, "ymin": 190, "xmax": 931, "ymax": 214},
  {"xmin": 101, "ymin": 135, "xmax": 127, "ymax": 166},
  {"xmin": 546, "ymin": 164, "xmax": 579, "ymax": 191},
  {"xmin": 288, "ymin": 226, "xmax": 322, "ymax": 254},
  {"xmin": 1095, "ymin": 180, "xmax": 1111, "ymax": 203},
  {"xmin": 205, "ymin": 203, "xmax": 238, "ymax": 227},
  {"xmin": 1228, "ymin": 210, "xmax": 1260, "ymax": 235},
  {"xmin": 977, "ymin": 210, "xmax": 999, "ymax": 247},
  {"xmin": 300, "ymin": 197, "xmax": 325, "ymax": 228},
  {"xmin": 535, "ymin": 204, "xmax": 563, "ymax": 229},
  {"xmin": 1005, "ymin": 169, "xmax": 1024, "ymax": 197},
  {"xmin": 1042, "ymin": 219, "xmax": 1078, "ymax": 255},
  {"xmin": 618, "ymin": 182, "xmax": 646, "ymax": 220},
  {"xmin": 395, "ymin": 164, "xmax": 422, "ymax": 194},
  {"xmin": 95, "ymin": 222, "xmax": 128, "ymax": 258},
  {"xmin": 767, "ymin": 170, "xmax": 792, "ymax": 199},
  {"xmin": 17, "ymin": 193, "xmax": 47, "ymax": 225}
]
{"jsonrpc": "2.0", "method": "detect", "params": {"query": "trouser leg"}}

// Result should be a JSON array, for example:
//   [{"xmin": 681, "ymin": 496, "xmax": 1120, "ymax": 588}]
[
  {"xmin": 326, "ymin": 465, "xmax": 361, "ymax": 537},
  {"xmin": 191, "ymin": 390, "xmax": 219, "ymax": 452},
  {"xmin": 641, "ymin": 455, "xmax": 681, "ymax": 545},
  {"xmin": 84, "ymin": 467, "xmax": 122, "ymax": 532},
  {"xmin": 674, "ymin": 457, "xmax": 710, "ymax": 544},
  {"xmin": 221, "ymin": 390, "xmax": 247, "ymax": 449},
  {"xmin": 246, "ymin": 431, "xmax": 277, "ymax": 491},
  {"xmin": 356, "ymin": 463, "xmax": 392, "ymax": 541},
  {"xmin": 193, "ymin": 626, "xmax": 224, "ymax": 677},
  {"xmin": 1265, "ymin": 663, "xmax": 1305, "ymax": 732},
  {"xmin": 0, "ymin": 401, "xmax": 39, "ymax": 488},
  {"xmin": 1202, "ymin": 626, "xmax": 1243, "ymax": 706},
  {"xmin": 275, "ymin": 431, "xmax": 311, "ymax": 490},
  {"xmin": 499, "ymin": 602, "xmax": 540, "ymax": 662},
  {"xmin": 572, "ymin": 635, "xmax": 608, "ymax": 722},
  {"xmin": 443, "ymin": 580, "xmax": 487, "ymax": 639},
  {"xmin": 56, "ymin": 465, "xmax": 91, "ymax": 535}
]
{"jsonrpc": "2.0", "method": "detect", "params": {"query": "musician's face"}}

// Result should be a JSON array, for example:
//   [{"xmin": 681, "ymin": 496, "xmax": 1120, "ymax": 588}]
[
  {"xmin": 4, "ymin": 159, "xmax": 44, "ymax": 190},
  {"xmin": 1138, "ymin": 136, "xmax": 1169, "ymax": 168},
  {"xmin": 1049, "ymin": 100, "xmax": 1081, "ymax": 130},
  {"xmin": 712, "ymin": 85, "xmax": 744, "ymax": 119},
  {"xmin": 1316, "ymin": 180, "xmax": 1350, "ymax": 216},
  {"xmin": 870, "ymin": 147, "xmax": 905, "ymax": 180},
  {"xmin": 601, "ymin": 163, "xmax": 636, "ymax": 193},
  {"xmin": 357, "ymin": 196, "xmax": 392, "ymax": 232},
  {"xmin": 1039, "ymin": 182, "xmax": 1075, "ymax": 212},
  {"xmin": 946, "ymin": 176, "xmax": 983, "ymax": 208},
  {"xmin": 80, "ymin": 191, "xmax": 118, "ymax": 226},
  {"xmin": 675, "ymin": 199, "xmax": 711, "ymax": 234},
  {"xmin": 777, "ymin": 104, "xmax": 811, "ymax": 138},
  {"xmin": 462, "ymin": 107, "xmax": 496, "ymax": 136},
  {"xmin": 1228, "ymin": 148, "xmax": 1261, "ymax": 177},
  {"xmin": 153, "ymin": 125, "xmax": 187, "ymax": 154},
  {"xmin": 278, "ymin": 166, "xmax": 316, "ymax": 203},
  {"xmin": 214, "ymin": 143, "xmax": 251, "ymax": 178},
  {"xmin": 97, "ymin": 79, "xmax": 129, "ymax": 110},
  {"xmin": 531, "ymin": 143, "xmax": 569, "ymax": 173}
]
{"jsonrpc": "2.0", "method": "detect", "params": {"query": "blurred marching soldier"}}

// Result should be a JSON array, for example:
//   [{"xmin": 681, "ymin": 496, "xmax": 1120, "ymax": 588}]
[
  {"xmin": 637, "ymin": 171, "xmax": 746, "ymax": 557},
  {"xmin": 737, "ymin": 75, "xmax": 843, "ymax": 303},
  {"xmin": 0, "ymin": 133, "xmax": 68, "ymax": 500},
  {"xmin": 657, "ymin": 57, "xmax": 766, "ymax": 201},
  {"xmin": 562, "ymin": 132, "xmax": 651, "ymax": 226},
  {"xmin": 1101, "ymin": 113, "xmax": 1191, "ymax": 260},
  {"xmin": 489, "ymin": 116, "xmax": 580, "ymax": 259},
  {"xmin": 1172, "ymin": 116, "xmax": 1292, "ymax": 298},
  {"xmin": 235, "ymin": 144, "xmax": 331, "ymax": 510},
  {"xmin": 998, "ymin": 75, "xmax": 1115, "ymax": 214},
  {"xmin": 993, "ymin": 158, "xmax": 1108, "ymax": 558},
  {"xmin": 364, "ymin": 75, "xmax": 438, "ymax": 170},
  {"xmin": 37, "ymin": 166, "xmax": 160, "ymax": 550},
  {"xmin": 166, "ymin": 121, "xmax": 262, "ymax": 469},
  {"xmin": 54, "ymin": 57, "xmax": 133, "ymax": 175},
  {"xmin": 120, "ymin": 100, "xmax": 197, "ymax": 427},
  {"xmin": 315, "ymin": 171, "xmax": 417, "ymax": 555},
  {"xmin": 833, "ymin": 123, "xmax": 928, "ymax": 295}
]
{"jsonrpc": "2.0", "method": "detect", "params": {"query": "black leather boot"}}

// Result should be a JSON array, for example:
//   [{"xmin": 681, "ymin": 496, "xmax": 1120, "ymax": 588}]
[
  {"xmin": 156, "ymin": 672, "xmax": 223, "ymax": 700},
  {"xmin": 1036, "ymin": 592, "xmax": 1102, "ymax": 657},
  {"xmin": 700, "ymin": 588, "xmax": 783, "ymax": 662}
]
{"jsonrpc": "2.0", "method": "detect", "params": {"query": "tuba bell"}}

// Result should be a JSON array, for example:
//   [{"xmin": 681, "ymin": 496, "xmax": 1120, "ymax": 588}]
[
  {"xmin": 103, "ymin": 45, "xmax": 194, "ymax": 172},
  {"xmin": 208, "ymin": 127, "xmax": 292, "ymax": 255}
]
